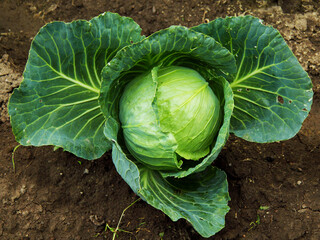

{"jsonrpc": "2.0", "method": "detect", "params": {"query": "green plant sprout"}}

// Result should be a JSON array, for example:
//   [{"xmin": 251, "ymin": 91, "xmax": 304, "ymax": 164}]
[
  {"xmin": 159, "ymin": 231, "xmax": 165, "ymax": 240},
  {"xmin": 105, "ymin": 198, "xmax": 141, "ymax": 240},
  {"xmin": 248, "ymin": 214, "xmax": 261, "ymax": 231},
  {"xmin": 11, "ymin": 144, "xmax": 21, "ymax": 173},
  {"xmin": 259, "ymin": 206, "xmax": 270, "ymax": 210}
]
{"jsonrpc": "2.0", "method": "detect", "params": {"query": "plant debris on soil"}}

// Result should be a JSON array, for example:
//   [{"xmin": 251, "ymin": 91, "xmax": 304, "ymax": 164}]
[{"xmin": 0, "ymin": 0, "xmax": 319, "ymax": 239}]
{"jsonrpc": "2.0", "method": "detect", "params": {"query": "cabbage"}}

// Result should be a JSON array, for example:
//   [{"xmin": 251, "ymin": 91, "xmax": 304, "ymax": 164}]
[{"xmin": 8, "ymin": 12, "xmax": 313, "ymax": 238}]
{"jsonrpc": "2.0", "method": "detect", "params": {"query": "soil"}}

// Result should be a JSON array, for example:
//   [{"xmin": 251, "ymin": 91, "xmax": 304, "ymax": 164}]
[{"xmin": 0, "ymin": 0, "xmax": 319, "ymax": 239}]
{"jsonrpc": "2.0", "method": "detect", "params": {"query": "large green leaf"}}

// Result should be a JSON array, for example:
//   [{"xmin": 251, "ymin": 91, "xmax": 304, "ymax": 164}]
[
  {"xmin": 139, "ymin": 166, "xmax": 229, "ymax": 238},
  {"xmin": 192, "ymin": 16, "xmax": 313, "ymax": 142},
  {"xmin": 104, "ymin": 122, "xmax": 230, "ymax": 238},
  {"xmin": 8, "ymin": 12, "xmax": 143, "ymax": 159}
]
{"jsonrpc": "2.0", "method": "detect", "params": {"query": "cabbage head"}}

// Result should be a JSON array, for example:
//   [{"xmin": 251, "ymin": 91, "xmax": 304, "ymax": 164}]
[{"xmin": 119, "ymin": 66, "xmax": 222, "ymax": 170}]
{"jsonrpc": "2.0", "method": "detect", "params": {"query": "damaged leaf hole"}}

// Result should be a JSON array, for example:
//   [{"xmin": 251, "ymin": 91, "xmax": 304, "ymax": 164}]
[{"xmin": 277, "ymin": 96, "xmax": 284, "ymax": 104}]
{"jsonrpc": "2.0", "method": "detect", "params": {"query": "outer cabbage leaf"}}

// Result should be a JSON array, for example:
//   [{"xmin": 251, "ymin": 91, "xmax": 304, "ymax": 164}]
[
  {"xmin": 99, "ymin": 25, "xmax": 236, "ymax": 121},
  {"xmin": 139, "ymin": 166, "xmax": 229, "ymax": 238},
  {"xmin": 192, "ymin": 16, "xmax": 313, "ymax": 142},
  {"xmin": 8, "ymin": 12, "xmax": 144, "ymax": 159},
  {"xmin": 104, "ymin": 121, "xmax": 230, "ymax": 238}
]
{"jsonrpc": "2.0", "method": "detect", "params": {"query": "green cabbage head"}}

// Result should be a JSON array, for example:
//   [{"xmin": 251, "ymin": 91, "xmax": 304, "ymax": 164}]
[{"xmin": 119, "ymin": 66, "xmax": 222, "ymax": 170}]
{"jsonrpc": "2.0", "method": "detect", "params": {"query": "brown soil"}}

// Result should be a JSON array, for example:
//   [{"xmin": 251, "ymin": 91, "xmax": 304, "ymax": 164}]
[{"xmin": 0, "ymin": 0, "xmax": 319, "ymax": 239}]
